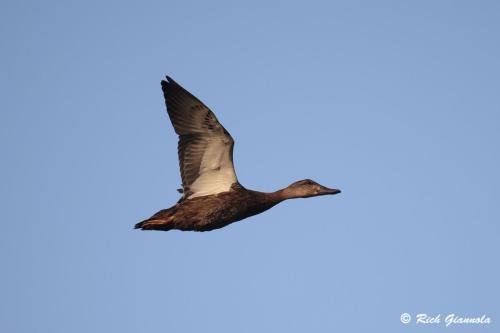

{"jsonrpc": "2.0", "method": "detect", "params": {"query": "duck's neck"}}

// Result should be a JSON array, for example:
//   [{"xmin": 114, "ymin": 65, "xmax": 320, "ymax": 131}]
[{"xmin": 264, "ymin": 187, "xmax": 300, "ymax": 204}]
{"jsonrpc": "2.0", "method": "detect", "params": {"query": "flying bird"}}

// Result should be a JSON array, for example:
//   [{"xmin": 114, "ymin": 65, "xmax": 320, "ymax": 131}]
[{"xmin": 135, "ymin": 76, "xmax": 341, "ymax": 232}]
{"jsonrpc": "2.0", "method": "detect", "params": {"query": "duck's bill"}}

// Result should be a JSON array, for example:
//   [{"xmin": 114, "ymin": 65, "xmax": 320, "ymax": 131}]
[{"xmin": 318, "ymin": 186, "xmax": 341, "ymax": 195}]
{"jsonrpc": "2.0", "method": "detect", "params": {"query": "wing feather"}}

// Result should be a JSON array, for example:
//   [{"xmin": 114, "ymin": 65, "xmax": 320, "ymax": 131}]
[{"xmin": 161, "ymin": 77, "xmax": 238, "ymax": 200}]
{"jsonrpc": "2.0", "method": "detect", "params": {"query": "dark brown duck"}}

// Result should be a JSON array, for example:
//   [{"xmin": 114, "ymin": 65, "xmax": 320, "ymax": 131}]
[{"xmin": 135, "ymin": 76, "xmax": 341, "ymax": 232}]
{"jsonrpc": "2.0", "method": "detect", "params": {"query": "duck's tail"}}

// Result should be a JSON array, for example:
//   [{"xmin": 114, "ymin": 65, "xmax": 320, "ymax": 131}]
[{"xmin": 134, "ymin": 218, "xmax": 174, "ymax": 231}]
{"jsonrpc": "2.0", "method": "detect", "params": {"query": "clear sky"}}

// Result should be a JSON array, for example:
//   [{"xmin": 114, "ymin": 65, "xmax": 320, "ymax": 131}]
[{"xmin": 1, "ymin": 1, "xmax": 499, "ymax": 332}]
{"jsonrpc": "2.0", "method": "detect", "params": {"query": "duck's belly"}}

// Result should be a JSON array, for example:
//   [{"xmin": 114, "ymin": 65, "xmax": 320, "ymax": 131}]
[{"xmin": 186, "ymin": 196, "xmax": 274, "ymax": 231}]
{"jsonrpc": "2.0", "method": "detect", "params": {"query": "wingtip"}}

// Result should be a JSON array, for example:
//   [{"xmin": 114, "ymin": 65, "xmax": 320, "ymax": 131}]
[{"xmin": 161, "ymin": 76, "xmax": 178, "ymax": 88}]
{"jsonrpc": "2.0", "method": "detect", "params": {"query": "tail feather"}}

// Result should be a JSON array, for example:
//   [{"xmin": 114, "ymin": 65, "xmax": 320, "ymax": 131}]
[
  {"xmin": 134, "ymin": 220, "xmax": 146, "ymax": 229},
  {"xmin": 136, "ymin": 207, "xmax": 176, "ymax": 231},
  {"xmin": 134, "ymin": 219, "xmax": 174, "ymax": 231}
]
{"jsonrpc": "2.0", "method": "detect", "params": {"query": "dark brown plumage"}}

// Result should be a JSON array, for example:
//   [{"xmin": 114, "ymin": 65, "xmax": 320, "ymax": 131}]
[{"xmin": 135, "ymin": 77, "xmax": 340, "ymax": 232}]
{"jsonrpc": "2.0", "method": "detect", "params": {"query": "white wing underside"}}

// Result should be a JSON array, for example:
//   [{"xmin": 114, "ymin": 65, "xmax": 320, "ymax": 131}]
[{"xmin": 187, "ymin": 137, "xmax": 237, "ymax": 199}]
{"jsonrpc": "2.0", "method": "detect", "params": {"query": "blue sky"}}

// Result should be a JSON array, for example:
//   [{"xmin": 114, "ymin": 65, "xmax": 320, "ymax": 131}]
[{"xmin": 1, "ymin": 1, "xmax": 499, "ymax": 332}]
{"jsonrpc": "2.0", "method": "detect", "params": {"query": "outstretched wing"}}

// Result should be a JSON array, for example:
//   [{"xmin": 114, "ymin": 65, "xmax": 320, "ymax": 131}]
[{"xmin": 161, "ymin": 76, "xmax": 238, "ymax": 200}]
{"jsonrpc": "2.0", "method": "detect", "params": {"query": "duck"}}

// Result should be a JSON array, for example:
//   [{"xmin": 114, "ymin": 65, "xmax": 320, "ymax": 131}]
[{"xmin": 135, "ymin": 76, "xmax": 341, "ymax": 232}]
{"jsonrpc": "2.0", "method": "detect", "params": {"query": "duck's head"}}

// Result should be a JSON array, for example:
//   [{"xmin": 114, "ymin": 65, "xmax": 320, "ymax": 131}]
[{"xmin": 285, "ymin": 179, "xmax": 341, "ymax": 199}]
